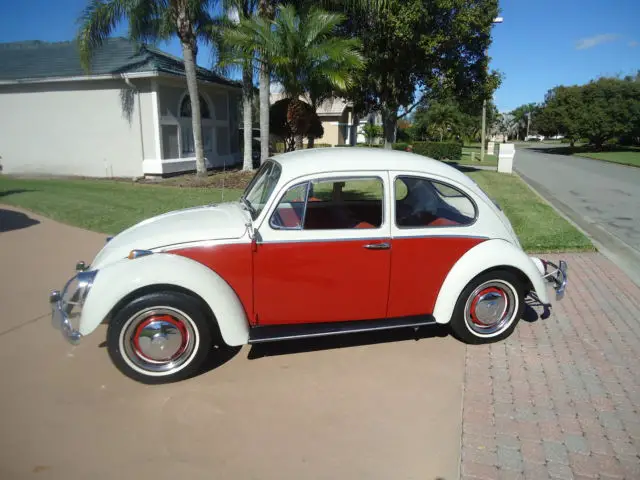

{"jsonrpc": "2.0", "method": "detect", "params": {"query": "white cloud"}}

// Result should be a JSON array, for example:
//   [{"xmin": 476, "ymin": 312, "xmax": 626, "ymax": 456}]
[
  {"xmin": 630, "ymin": 40, "xmax": 639, "ymax": 48},
  {"xmin": 575, "ymin": 33, "xmax": 620, "ymax": 50}
]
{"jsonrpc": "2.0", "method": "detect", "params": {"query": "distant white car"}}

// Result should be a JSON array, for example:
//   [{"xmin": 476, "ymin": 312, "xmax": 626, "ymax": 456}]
[
  {"xmin": 525, "ymin": 134, "xmax": 545, "ymax": 142},
  {"xmin": 50, "ymin": 148, "xmax": 567, "ymax": 384}
]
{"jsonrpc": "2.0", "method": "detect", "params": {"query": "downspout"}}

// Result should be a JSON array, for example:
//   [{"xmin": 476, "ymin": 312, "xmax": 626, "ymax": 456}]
[{"xmin": 123, "ymin": 75, "xmax": 146, "ymax": 170}]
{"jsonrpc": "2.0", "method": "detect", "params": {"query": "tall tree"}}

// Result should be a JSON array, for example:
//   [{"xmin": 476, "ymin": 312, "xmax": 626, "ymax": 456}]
[
  {"xmin": 339, "ymin": 0, "xmax": 501, "ymax": 149},
  {"xmin": 215, "ymin": 0, "xmax": 258, "ymax": 170},
  {"xmin": 511, "ymin": 103, "xmax": 539, "ymax": 140},
  {"xmin": 257, "ymin": 0, "xmax": 275, "ymax": 163},
  {"xmin": 78, "ymin": 0, "xmax": 218, "ymax": 177},
  {"xmin": 224, "ymin": 4, "xmax": 363, "ymax": 150}
]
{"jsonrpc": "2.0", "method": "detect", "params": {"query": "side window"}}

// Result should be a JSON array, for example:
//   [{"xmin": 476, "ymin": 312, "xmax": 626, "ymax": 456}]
[
  {"xmin": 395, "ymin": 176, "xmax": 476, "ymax": 228},
  {"xmin": 270, "ymin": 182, "xmax": 309, "ymax": 229},
  {"xmin": 303, "ymin": 177, "xmax": 383, "ymax": 230}
]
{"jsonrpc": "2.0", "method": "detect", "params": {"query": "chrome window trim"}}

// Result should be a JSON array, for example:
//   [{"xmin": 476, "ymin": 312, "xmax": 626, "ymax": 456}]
[
  {"xmin": 393, "ymin": 174, "xmax": 479, "ymax": 230},
  {"xmin": 268, "ymin": 174, "xmax": 386, "ymax": 232},
  {"xmin": 268, "ymin": 181, "xmax": 310, "ymax": 231}
]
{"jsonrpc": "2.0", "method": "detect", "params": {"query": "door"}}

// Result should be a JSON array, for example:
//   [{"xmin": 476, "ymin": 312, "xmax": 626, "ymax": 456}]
[
  {"xmin": 387, "ymin": 173, "xmax": 485, "ymax": 318},
  {"xmin": 253, "ymin": 174, "xmax": 392, "ymax": 325}
]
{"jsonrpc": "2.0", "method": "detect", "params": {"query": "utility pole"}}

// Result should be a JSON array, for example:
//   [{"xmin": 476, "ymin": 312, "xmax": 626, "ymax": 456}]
[
  {"xmin": 526, "ymin": 112, "xmax": 531, "ymax": 138},
  {"xmin": 481, "ymin": 16, "xmax": 503, "ymax": 163}
]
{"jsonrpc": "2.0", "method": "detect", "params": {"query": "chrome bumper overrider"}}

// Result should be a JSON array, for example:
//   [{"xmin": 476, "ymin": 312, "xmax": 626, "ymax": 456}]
[
  {"xmin": 49, "ymin": 266, "xmax": 98, "ymax": 345},
  {"xmin": 542, "ymin": 260, "xmax": 568, "ymax": 300},
  {"xmin": 50, "ymin": 289, "xmax": 82, "ymax": 345}
]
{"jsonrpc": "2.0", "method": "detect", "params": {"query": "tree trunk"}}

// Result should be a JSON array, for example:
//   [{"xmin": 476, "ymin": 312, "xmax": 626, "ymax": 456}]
[
  {"xmin": 259, "ymin": 62, "xmax": 270, "ymax": 163},
  {"xmin": 294, "ymin": 134, "xmax": 304, "ymax": 150},
  {"xmin": 307, "ymin": 136, "xmax": 315, "ymax": 148},
  {"xmin": 382, "ymin": 106, "xmax": 397, "ymax": 149},
  {"xmin": 181, "ymin": 41, "xmax": 206, "ymax": 177},
  {"xmin": 350, "ymin": 114, "xmax": 360, "ymax": 146},
  {"xmin": 242, "ymin": 63, "xmax": 254, "ymax": 171}
]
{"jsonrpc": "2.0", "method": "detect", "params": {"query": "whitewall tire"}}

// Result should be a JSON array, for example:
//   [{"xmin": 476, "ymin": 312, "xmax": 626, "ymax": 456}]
[{"xmin": 449, "ymin": 271, "xmax": 525, "ymax": 344}]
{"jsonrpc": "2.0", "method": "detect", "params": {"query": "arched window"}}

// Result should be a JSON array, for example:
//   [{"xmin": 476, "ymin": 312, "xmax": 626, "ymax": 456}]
[{"xmin": 180, "ymin": 94, "xmax": 211, "ymax": 119}]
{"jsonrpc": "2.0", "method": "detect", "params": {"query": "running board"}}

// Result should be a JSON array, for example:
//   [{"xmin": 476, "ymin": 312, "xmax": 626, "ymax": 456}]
[{"xmin": 248, "ymin": 316, "xmax": 437, "ymax": 344}]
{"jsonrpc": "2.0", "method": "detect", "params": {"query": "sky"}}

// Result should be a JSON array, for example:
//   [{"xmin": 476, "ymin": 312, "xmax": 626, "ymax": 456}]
[{"xmin": 0, "ymin": 0, "xmax": 638, "ymax": 112}]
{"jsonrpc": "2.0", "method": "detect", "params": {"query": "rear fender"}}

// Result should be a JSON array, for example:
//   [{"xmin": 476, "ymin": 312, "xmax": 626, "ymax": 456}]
[
  {"xmin": 432, "ymin": 239, "xmax": 549, "ymax": 324},
  {"xmin": 80, "ymin": 253, "xmax": 249, "ymax": 346}
]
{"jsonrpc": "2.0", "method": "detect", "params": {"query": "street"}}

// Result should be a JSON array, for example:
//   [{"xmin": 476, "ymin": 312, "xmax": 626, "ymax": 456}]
[{"xmin": 514, "ymin": 145, "xmax": 640, "ymax": 284}]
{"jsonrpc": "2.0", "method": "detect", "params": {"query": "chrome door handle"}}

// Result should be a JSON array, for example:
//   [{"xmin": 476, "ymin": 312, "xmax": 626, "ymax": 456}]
[{"xmin": 363, "ymin": 242, "xmax": 390, "ymax": 250}]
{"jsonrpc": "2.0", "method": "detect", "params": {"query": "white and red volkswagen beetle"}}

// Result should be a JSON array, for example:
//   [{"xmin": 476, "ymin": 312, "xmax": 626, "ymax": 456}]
[{"xmin": 50, "ymin": 148, "xmax": 567, "ymax": 383}]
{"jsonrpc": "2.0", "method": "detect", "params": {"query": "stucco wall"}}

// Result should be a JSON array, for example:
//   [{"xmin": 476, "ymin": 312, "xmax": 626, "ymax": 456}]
[
  {"xmin": 317, "ymin": 116, "xmax": 341, "ymax": 146},
  {"xmin": 0, "ymin": 79, "xmax": 156, "ymax": 177}
]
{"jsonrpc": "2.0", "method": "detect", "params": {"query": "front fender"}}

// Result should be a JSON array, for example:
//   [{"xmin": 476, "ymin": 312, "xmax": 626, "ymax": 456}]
[
  {"xmin": 432, "ymin": 239, "xmax": 549, "ymax": 324},
  {"xmin": 80, "ymin": 253, "xmax": 249, "ymax": 346}
]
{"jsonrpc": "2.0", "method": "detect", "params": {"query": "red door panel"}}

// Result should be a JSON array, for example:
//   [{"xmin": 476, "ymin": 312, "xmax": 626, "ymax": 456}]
[
  {"xmin": 253, "ymin": 239, "xmax": 391, "ymax": 325},
  {"xmin": 387, "ymin": 236, "xmax": 485, "ymax": 318},
  {"xmin": 170, "ymin": 244, "xmax": 254, "ymax": 319}
]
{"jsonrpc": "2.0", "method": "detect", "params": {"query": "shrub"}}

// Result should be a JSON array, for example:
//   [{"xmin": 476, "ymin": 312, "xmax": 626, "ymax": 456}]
[
  {"xmin": 310, "ymin": 143, "xmax": 332, "ymax": 148},
  {"xmin": 411, "ymin": 141, "xmax": 462, "ymax": 160},
  {"xmin": 356, "ymin": 143, "xmax": 381, "ymax": 148},
  {"xmin": 392, "ymin": 142, "xmax": 410, "ymax": 151}
]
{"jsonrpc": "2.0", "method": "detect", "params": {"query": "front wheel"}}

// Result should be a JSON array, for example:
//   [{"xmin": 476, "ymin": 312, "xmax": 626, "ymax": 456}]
[
  {"xmin": 107, "ymin": 291, "xmax": 214, "ymax": 384},
  {"xmin": 449, "ymin": 271, "xmax": 525, "ymax": 344}
]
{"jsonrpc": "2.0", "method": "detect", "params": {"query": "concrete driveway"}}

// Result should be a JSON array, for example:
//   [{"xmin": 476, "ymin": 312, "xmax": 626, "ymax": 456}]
[
  {"xmin": 513, "ymin": 145, "xmax": 640, "ymax": 284},
  {"xmin": 0, "ymin": 205, "xmax": 465, "ymax": 480}
]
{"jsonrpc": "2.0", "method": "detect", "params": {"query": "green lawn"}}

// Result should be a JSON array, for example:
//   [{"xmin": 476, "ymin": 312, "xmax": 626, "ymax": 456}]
[
  {"xmin": 468, "ymin": 171, "xmax": 593, "ymax": 252},
  {"xmin": 521, "ymin": 144, "xmax": 640, "ymax": 168},
  {"xmin": 0, "ymin": 171, "xmax": 592, "ymax": 252},
  {"xmin": 460, "ymin": 145, "xmax": 498, "ymax": 166},
  {"xmin": 576, "ymin": 149, "xmax": 640, "ymax": 168},
  {"xmin": 0, "ymin": 177, "xmax": 243, "ymax": 234}
]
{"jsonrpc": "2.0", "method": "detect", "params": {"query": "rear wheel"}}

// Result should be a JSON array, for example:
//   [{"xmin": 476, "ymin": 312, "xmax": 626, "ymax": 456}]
[
  {"xmin": 449, "ymin": 271, "xmax": 524, "ymax": 344},
  {"xmin": 107, "ymin": 291, "xmax": 214, "ymax": 384}
]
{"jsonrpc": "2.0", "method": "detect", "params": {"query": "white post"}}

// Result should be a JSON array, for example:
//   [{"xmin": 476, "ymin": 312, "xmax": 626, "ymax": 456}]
[{"xmin": 498, "ymin": 143, "xmax": 515, "ymax": 173}]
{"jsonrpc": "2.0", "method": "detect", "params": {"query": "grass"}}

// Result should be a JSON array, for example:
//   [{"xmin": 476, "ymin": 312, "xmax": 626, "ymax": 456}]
[
  {"xmin": 0, "ymin": 176, "xmax": 243, "ymax": 234},
  {"xmin": 467, "ymin": 171, "xmax": 593, "ymax": 252},
  {"xmin": 522, "ymin": 144, "xmax": 640, "ymax": 168},
  {"xmin": 459, "ymin": 145, "xmax": 498, "ymax": 167},
  {"xmin": 576, "ymin": 149, "xmax": 640, "ymax": 168},
  {"xmin": 0, "ymin": 170, "xmax": 593, "ymax": 252}
]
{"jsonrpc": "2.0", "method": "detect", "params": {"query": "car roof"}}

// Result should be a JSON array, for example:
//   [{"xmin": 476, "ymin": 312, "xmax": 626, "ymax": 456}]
[{"xmin": 271, "ymin": 147, "xmax": 479, "ymax": 190}]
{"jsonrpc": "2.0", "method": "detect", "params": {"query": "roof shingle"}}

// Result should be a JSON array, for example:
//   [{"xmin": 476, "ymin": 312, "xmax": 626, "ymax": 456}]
[{"xmin": 0, "ymin": 37, "xmax": 239, "ymax": 87}]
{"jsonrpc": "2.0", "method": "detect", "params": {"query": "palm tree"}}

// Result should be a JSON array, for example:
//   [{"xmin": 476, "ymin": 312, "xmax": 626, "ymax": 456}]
[
  {"xmin": 225, "ymin": 4, "xmax": 363, "ymax": 150},
  {"xmin": 77, "ymin": 0, "xmax": 217, "ymax": 177},
  {"xmin": 257, "ymin": 0, "xmax": 275, "ymax": 163},
  {"xmin": 215, "ymin": 0, "xmax": 258, "ymax": 170}
]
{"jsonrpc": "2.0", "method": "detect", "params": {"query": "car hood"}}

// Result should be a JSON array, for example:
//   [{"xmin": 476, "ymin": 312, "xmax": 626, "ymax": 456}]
[{"xmin": 91, "ymin": 202, "xmax": 249, "ymax": 269}]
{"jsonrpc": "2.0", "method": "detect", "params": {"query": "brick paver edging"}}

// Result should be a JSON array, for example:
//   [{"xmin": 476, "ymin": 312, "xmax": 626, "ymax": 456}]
[{"xmin": 460, "ymin": 253, "xmax": 640, "ymax": 480}]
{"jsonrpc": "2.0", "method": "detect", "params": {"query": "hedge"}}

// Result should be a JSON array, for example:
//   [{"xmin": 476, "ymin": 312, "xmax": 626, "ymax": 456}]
[{"xmin": 410, "ymin": 141, "xmax": 462, "ymax": 160}]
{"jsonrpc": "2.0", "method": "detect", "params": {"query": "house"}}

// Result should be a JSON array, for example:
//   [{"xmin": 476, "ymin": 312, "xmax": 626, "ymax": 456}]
[
  {"xmin": 269, "ymin": 92, "xmax": 382, "ymax": 147},
  {"xmin": 0, "ymin": 38, "xmax": 242, "ymax": 178}
]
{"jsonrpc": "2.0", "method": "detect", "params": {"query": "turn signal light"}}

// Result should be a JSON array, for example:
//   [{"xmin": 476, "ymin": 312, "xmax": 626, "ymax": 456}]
[{"xmin": 127, "ymin": 249, "xmax": 153, "ymax": 260}]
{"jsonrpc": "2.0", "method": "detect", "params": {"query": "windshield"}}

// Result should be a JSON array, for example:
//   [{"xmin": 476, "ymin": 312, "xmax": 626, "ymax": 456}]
[{"xmin": 242, "ymin": 160, "xmax": 282, "ymax": 220}]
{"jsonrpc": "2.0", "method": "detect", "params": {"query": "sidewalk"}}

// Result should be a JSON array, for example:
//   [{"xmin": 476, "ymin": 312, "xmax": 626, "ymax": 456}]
[{"xmin": 461, "ymin": 252, "xmax": 640, "ymax": 479}]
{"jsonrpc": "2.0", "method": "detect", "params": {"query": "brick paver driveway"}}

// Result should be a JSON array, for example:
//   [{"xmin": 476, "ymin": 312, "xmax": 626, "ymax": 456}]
[{"xmin": 462, "ymin": 253, "xmax": 640, "ymax": 479}]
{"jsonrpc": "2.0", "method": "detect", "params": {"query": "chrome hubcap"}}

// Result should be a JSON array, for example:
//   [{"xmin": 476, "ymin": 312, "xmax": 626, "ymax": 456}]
[
  {"xmin": 121, "ymin": 307, "xmax": 197, "ymax": 374},
  {"xmin": 464, "ymin": 281, "xmax": 517, "ymax": 335},
  {"xmin": 133, "ymin": 315, "xmax": 188, "ymax": 362}
]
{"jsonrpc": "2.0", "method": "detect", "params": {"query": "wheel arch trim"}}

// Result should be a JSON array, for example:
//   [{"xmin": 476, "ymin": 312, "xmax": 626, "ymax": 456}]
[
  {"xmin": 432, "ymin": 239, "xmax": 549, "ymax": 324},
  {"xmin": 79, "ymin": 254, "xmax": 250, "ymax": 346}
]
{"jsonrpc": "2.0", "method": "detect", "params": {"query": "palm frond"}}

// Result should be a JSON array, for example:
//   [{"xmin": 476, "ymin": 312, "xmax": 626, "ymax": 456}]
[{"xmin": 77, "ymin": 0, "xmax": 133, "ymax": 70}]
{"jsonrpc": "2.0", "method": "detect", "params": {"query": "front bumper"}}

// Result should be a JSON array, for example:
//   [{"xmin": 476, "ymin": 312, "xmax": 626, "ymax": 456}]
[
  {"xmin": 50, "ymin": 289, "xmax": 82, "ymax": 345},
  {"xmin": 49, "ymin": 267, "xmax": 98, "ymax": 345},
  {"xmin": 541, "ymin": 259, "xmax": 568, "ymax": 300}
]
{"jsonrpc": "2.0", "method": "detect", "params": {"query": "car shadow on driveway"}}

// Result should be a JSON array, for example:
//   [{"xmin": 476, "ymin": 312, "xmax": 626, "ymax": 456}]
[
  {"xmin": 247, "ymin": 324, "xmax": 450, "ymax": 360},
  {"xmin": 0, "ymin": 208, "xmax": 40, "ymax": 233}
]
